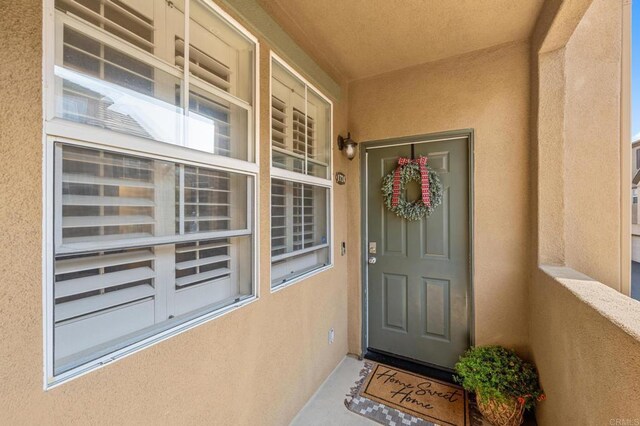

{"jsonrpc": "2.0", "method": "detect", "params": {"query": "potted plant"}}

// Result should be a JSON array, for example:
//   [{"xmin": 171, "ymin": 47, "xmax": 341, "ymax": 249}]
[{"xmin": 454, "ymin": 346, "xmax": 545, "ymax": 426}]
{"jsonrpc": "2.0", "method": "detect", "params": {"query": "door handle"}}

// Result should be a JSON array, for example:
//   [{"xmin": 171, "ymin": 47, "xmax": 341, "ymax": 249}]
[{"xmin": 368, "ymin": 256, "xmax": 377, "ymax": 264}]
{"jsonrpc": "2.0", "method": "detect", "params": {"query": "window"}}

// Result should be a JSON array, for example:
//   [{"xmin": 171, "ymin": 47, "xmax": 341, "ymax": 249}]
[
  {"xmin": 45, "ymin": 0, "xmax": 258, "ymax": 384},
  {"xmin": 270, "ymin": 54, "xmax": 332, "ymax": 289},
  {"xmin": 50, "ymin": 0, "xmax": 254, "ymax": 161}
]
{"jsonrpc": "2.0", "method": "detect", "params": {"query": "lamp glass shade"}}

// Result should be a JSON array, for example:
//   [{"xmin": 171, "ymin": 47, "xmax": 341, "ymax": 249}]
[{"xmin": 345, "ymin": 142, "xmax": 356, "ymax": 160}]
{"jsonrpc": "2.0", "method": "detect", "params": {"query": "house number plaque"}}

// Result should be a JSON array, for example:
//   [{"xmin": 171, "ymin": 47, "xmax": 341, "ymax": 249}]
[{"xmin": 335, "ymin": 172, "xmax": 346, "ymax": 185}]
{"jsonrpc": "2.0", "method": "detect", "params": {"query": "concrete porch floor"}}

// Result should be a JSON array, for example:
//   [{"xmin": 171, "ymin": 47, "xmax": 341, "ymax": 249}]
[
  {"xmin": 291, "ymin": 356, "xmax": 538, "ymax": 426},
  {"xmin": 291, "ymin": 356, "xmax": 373, "ymax": 425}
]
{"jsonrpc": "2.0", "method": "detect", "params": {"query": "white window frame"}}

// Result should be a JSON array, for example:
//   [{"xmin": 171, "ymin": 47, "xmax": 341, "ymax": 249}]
[
  {"xmin": 42, "ymin": 0, "xmax": 260, "ymax": 388},
  {"xmin": 269, "ymin": 52, "xmax": 334, "ymax": 292}
]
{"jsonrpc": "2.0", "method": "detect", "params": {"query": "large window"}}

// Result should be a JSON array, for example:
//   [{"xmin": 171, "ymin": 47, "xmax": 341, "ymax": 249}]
[
  {"xmin": 44, "ymin": 0, "xmax": 258, "ymax": 384},
  {"xmin": 270, "ymin": 54, "xmax": 332, "ymax": 289}
]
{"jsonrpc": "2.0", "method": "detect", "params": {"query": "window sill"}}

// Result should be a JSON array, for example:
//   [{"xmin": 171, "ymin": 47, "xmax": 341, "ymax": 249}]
[
  {"xmin": 45, "ymin": 294, "xmax": 259, "ymax": 390},
  {"xmin": 270, "ymin": 264, "xmax": 334, "ymax": 294}
]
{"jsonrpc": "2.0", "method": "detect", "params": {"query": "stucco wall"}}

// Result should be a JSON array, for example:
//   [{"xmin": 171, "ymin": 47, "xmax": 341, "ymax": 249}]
[
  {"xmin": 0, "ymin": 1, "xmax": 351, "ymax": 424},
  {"xmin": 347, "ymin": 41, "xmax": 531, "ymax": 354},
  {"xmin": 528, "ymin": 0, "xmax": 639, "ymax": 423},
  {"xmin": 563, "ymin": 0, "xmax": 623, "ymax": 289},
  {"xmin": 530, "ymin": 267, "xmax": 640, "ymax": 424}
]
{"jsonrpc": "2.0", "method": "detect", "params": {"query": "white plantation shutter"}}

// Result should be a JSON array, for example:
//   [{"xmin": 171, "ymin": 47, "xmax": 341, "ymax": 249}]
[
  {"xmin": 56, "ymin": 0, "xmax": 155, "ymax": 52},
  {"xmin": 292, "ymin": 183, "xmax": 304, "ymax": 251},
  {"xmin": 176, "ymin": 38, "xmax": 232, "ymax": 93},
  {"xmin": 59, "ymin": 145, "xmax": 159, "ymax": 248},
  {"xmin": 59, "ymin": 25, "xmax": 156, "ymax": 139},
  {"xmin": 173, "ymin": 238, "xmax": 237, "ymax": 315},
  {"xmin": 270, "ymin": 179, "xmax": 329, "ymax": 285},
  {"xmin": 54, "ymin": 248, "xmax": 156, "ymax": 365},
  {"xmin": 271, "ymin": 180, "xmax": 325, "ymax": 258},
  {"xmin": 271, "ymin": 75, "xmax": 305, "ymax": 174},
  {"xmin": 269, "ymin": 57, "xmax": 332, "ymax": 288},
  {"xmin": 270, "ymin": 179, "xmax": 287, "ymax": 256},
  {"xmin": 303, "ymin": 185, "xmax": 315, "ymax": 249},
  {"xmin": 176, "ymin": 34, "xmax": 234, "ymax": 158},
  {"xmin": 53, "ymin": 142, "xmax": 253, "ymax": 373},
  {"xmin": 175, "ymin": 240, "xmax": 231, "ymax": 287},
  {"xmin": 182, "ymin": 0, "xmax": 254, "ymax": 159},
  {"xmin": 47, "ymin": 0, "xmax": 257, "ymax": 380},
  {"xmin": 271, "ymin": 96, "xmax": 287, "ymax": 151},
  {"xmin": 292, "ymin": 108, "xmax": 306, "ymax": 156},
  {"xmin": 180, "ymin": 165, "xmax": 233, "ymax": 233}
]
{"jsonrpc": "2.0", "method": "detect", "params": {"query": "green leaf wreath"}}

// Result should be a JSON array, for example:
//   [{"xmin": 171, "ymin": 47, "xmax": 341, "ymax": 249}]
[{"xmin": 381, "ymin": 162, "xmax": 443, "ymax": 221}]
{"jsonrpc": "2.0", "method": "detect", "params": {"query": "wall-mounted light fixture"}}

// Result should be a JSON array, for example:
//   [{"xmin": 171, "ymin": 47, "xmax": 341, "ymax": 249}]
[{"xmin": 337, "ymin": 132, "xmax": 358, "ymax": 160}]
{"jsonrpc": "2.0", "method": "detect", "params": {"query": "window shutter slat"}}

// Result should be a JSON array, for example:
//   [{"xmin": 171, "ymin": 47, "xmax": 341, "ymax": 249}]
[
  {"xmin": 56, "ymin": 266, "xmax": 155, "ymax": 299},
  {"xmin": 56, "ymin": 249, "xmax": 154, "ymax": 274},
  {"xmin": 174, "ymin": 241, "xmax": 230, "ymax": 254},
  {"xmin": 60, "ymin": 145, "xmax": 157, "ymax": 247},
  {"xmin": 175, "ymin": 238, "xmax": 232, "ymax": 288},
  {"xmin": 175, "ymin": 268, "xmax": 232, "ymax": 288},
  {"xmin": 55, "ymin": 284, "xmax": 155, "ymax": 322},
  {"xmin": 62, "ymin": 173, "xmax": 155, "ymax": 188},
  {"xmin": 176, "ymin": 38, "xmax": 231, "ymax": 92},
  {"xmin": 175, "ymin": 254, "xmax": 230, "ymax": 270},
  {"xmin": 62, "ymin": 195, "xmax": 155, "ymax": 207},
  {"xmin": 271, "ymin": 96, "xmax": 287, "ymax": 150},
  {"xmin": 63, "ymin": 215, "xmax": 156, "ymax": 228},
  {"xmin": 56, "ymin": 0, "xmax": 154, "ymax": 51}
]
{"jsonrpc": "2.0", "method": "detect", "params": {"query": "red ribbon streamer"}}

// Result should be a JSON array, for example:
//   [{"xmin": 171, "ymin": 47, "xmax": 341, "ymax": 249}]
[{"xmin": 391, "ymin": 156, "xmax": 430, "ymax": 208}]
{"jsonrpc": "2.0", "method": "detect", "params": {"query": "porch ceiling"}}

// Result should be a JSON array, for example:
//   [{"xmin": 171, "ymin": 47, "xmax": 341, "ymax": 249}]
[{"xmin": 258, "ymin": 0, "xmax": 544, "ymax": 82}]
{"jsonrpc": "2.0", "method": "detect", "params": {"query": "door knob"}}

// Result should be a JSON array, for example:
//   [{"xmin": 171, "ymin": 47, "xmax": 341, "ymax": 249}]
[{"xmin": 368, "ymin": 256, "xmax": 377, "ymax": 264}]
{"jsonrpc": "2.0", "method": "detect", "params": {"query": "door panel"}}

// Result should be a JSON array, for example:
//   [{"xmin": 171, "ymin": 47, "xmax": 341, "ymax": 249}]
[
  {"xmin": 366, "ymin": 137, "xmax": 470, "ymax": 369},
  {"xmin": 383, "ymin": 273, "xmax": 408, "ymax": 332}
]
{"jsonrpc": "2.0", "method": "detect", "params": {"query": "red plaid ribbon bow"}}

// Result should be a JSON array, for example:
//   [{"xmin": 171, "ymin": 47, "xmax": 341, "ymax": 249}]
[{"xmin": 391, "ymin": 156, "xmax": 430, "ymax": 208}]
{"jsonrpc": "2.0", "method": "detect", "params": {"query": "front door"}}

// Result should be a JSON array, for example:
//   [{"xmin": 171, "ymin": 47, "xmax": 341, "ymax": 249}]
[{"xmin": 365, "ymin": 134, "xmax": 470, "ymax": 369}]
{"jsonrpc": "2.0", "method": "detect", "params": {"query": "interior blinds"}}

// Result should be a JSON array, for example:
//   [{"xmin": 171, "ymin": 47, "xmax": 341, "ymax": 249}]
[
  {"xmin": 60, "ymin": 25, "xmax": 156, "ymax": 140},
  {"xmin": 270, "ymin": 179, "xmax": 315, "ymax": 257},
  {"xmin": 56, "ymin": 0, "xmax": 155, "ymax": 52},
  {"xmin": 270, "ymin": 179, "xmax": 287, "ymax": 256},
  {"xmin": 54, "ymin": 247, "xmax": 157, "ymax": 361},
  {"xmin": 175, "ymin": 239, "xmax": 231, "ymax": 289},
  {"xmin": 175, "ymin": 35, "xmax": 237, "ymax": 157},
  {"xmin": 175, "ymin": 38, "xmax": 231, "ymax": 92},
  {"xmin": 271, "ymin": 96, "xmax": 287, "ymax": 150},
  {"xmin": 292, "ymin": 108, "xmax": 315, "ymax": 159},
  {"xmin": 292, "ymin": 182, "xmax": 304, "ymax": 251},
  {"xmin": 303, "ymin": 185, "xmax": 315, "ymax": 248},
  {"xmin": 60, "ymin": 145, "xmax": 158, "ymax": 247},
  {"xmin": 180, "ymin": 165, "xmax": 232, "ymax": 234}
]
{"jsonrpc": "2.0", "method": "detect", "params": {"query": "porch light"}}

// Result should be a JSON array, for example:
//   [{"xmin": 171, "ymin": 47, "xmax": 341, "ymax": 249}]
[{"xmin": 337, "ymin": 133, "xmax": 358, "ymax": 160}]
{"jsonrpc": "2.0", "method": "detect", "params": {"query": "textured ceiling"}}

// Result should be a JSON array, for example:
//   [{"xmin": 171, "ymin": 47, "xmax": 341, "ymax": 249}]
[{"xmin": 258, "ymin": 0, "xmax": 545, "ymax": 82}]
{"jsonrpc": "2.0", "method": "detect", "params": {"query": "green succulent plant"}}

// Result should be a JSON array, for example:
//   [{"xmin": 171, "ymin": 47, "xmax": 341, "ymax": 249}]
[{"xmin": 454, "ymin": 345, "xmax": 545, "ymax": 410}]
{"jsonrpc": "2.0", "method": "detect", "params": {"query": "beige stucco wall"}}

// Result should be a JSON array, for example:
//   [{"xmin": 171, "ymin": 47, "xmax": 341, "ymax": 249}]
[
  {"xmin": 530, "ymin": 267, "xmax": 640, "ymax": 424},
  {"xmin": 0, "ymin": 1, "xmax": 351, "ymax": 424},
  {"xmin": 563, "ymin": 0, "xmax": 623, "ymax": 289},
  {"xmin": 529, "ymin": 0, "xmax": 639, "ymax": 424},
  {"xmin": 531, "ymin": 0, "xmax": 628, "ymax": 291},
  {"xmin": 346, "ymin": 41, "xmax": 531, "ymax": 354}
]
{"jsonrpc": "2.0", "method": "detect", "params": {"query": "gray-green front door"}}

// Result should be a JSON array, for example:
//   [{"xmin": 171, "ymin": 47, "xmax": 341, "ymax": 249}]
[{"xmin": 365, "ymin": 136, "xmax": 470, "ymax": 369}]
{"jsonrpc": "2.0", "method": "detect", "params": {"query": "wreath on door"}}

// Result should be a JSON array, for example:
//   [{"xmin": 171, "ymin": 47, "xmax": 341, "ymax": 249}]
[{"xmin": 381, "ymin": 156, "xmax": 443, "ymax": 221}]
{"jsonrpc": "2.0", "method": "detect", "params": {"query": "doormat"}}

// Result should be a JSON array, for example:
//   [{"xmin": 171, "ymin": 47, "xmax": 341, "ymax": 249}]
[{"xmin": 345, "ymin": 362, "xmax": 473, "ymax": 426}]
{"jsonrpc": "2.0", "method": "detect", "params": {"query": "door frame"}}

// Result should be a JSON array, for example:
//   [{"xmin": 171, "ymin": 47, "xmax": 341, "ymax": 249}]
[{"xmin": 359, "ymin": 129, "xmax": 475, "ymax": 364}]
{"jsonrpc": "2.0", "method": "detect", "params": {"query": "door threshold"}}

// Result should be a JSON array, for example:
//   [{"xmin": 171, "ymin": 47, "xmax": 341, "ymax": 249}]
[{"xmin": 364, "ymin": 348, "xmax": 456, "ymax": 384}]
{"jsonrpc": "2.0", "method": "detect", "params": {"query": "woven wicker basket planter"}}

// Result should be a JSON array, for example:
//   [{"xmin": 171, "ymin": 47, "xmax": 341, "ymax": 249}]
[{"xmin": 476, "ymin": 391, "xmax": 525, "ymax": 426}]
